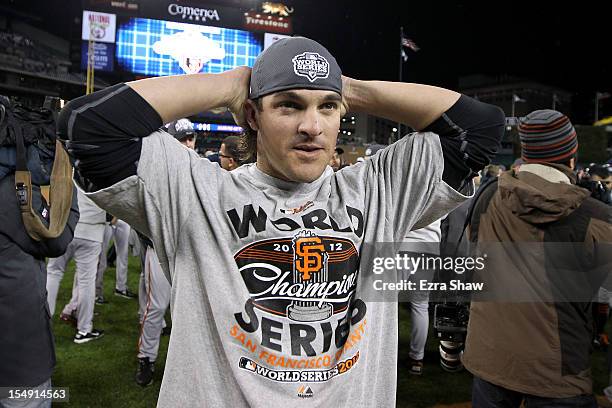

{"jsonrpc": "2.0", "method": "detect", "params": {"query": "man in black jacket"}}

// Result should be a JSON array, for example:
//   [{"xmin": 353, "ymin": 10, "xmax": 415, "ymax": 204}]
[{"xmin": 0, "ymin": 152, "xmax": 79, "ymax": 406}]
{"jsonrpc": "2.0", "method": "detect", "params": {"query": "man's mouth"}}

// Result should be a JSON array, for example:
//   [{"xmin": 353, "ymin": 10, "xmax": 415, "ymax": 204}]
[{"xmin": 293, "ymin": 144, "xmax": 324, "ymax": 153}]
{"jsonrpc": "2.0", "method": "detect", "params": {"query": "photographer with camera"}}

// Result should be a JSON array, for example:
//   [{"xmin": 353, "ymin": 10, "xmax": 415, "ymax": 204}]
[
  {"xmin": 585, "ymin": 163, "xmax": 612, "ymax": 205},
  {"xmin": 577, "ymin": 164, "xmax": 612, "ymax": 351},
  {"xmin": 0, "ymin": 96, "xmax": 79, "ymax": 407}
]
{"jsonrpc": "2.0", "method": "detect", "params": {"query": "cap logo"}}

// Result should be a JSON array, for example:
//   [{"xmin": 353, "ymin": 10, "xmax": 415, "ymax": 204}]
[
  {"xmin": 292, "ymin": 52, "xmax": 329, "ymax": 82},
  {"xmin": 174, "ymin": 118, "xmax": 193, "ymax": 133}
]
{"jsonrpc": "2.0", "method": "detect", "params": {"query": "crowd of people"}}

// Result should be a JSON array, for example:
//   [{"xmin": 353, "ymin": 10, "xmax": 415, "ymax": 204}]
[{"xmin": 1, "ymin": 35, "xmax": 611, "ymax": 408}]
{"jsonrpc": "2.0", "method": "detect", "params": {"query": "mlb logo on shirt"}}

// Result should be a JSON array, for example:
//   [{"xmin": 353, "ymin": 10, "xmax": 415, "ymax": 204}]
[{"xmin": 239, "ymin": 357, "xmax": 257, "ymax": 372}]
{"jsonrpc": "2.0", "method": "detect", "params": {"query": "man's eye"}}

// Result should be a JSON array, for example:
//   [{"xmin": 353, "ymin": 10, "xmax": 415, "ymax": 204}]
[
  {"xmin": 279, "ymin": 101, "xmax": 299, "ymax": 109},
  {"xmin": 321, "ymin": 102, "xmax": 338, "ymax": 110}
]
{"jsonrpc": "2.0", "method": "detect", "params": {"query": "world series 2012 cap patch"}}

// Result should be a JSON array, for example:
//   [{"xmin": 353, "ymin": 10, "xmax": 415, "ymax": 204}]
[
  {"xmin": 249, "ymin": 37, "xmax": 342, "ymax": 99},
  {"xmin": 292, "ymin": 52, "xmax": 330, "ymax": 82}
]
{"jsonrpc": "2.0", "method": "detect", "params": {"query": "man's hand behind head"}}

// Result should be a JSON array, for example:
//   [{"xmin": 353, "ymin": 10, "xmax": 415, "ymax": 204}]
[
  {"xmin": 226, "ymin": 66, "xmax": 252, "ymax": 130},
  {"xmin": 340, "ymin": 75, "xmax": 353, "ymax": 117}
]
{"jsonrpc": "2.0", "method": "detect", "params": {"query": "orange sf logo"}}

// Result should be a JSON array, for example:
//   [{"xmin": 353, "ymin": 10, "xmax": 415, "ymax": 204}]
[{"xmin": 295, "ymin": 237, "xmax": 325, "ymax": 280}]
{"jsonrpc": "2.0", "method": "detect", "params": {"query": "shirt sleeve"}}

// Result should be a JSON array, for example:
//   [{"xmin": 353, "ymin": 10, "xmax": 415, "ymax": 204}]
[
  {"xmin": 338, "ymin": 133, "xmax": 475, "ymax": 241},
  {"xmin": 58, "ymin": 84, "xmax": 162, "ymax": 191},
  {"xmin": 82, "ymin": 131, "xmax": 224, "ymax": 280},
  {"xmin": 424, "ymin": 95, "xmax": 506, "ymax": 191}
]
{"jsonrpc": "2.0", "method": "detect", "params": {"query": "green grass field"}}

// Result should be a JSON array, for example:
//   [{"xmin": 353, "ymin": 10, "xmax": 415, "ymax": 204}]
[{"xmin": 50, "ymin": 256, "xmax": 610, "ymax": 407}]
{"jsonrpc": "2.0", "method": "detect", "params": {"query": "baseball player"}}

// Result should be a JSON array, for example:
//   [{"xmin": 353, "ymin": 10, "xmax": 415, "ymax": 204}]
[
  {"xmin": 96, "ymin": 217, "xmax": 136, "ymax": 303},
  {"xmin": 46, "ymin": 189, "xmax": 106, "ymax": 343},
  {"xmin": 403, "ymin": 219, "xmax": 442, "ymax": 375},
  {"xmin": 59, "ymin": 37, "xmax": 504, "ymax": 406},
  {"xmin": 135, "ymin": 119, "xmax": 194, "ymax": 386},
  {"xmin": 365, "ymin": 145, "xmax": 440, "ymax": 375}
]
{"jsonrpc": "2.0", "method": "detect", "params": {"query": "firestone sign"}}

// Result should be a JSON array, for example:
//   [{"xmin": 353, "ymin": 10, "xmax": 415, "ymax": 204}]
[
  {"xmin": 167, "ymin": 3, "xmax": 220, "ymax": 22},
  {"xmin": 244, "ymin": 11, "xmax": 292, "ymax": 34}
]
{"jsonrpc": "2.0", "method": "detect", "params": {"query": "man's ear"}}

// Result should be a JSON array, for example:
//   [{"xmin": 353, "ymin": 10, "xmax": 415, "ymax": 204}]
[{"xmin": 244, "ymin": 100, "xmax": 260, "ymax": 131}]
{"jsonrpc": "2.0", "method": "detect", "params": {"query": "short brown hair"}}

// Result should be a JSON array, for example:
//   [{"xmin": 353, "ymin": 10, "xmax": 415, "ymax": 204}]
[
  {"xmin": 238, "ymin": 98, "xmax": 262, "ymax": 163},
  {"xmin": 222, "ymin": 136, "xmax": 241, "ymax": 161}
]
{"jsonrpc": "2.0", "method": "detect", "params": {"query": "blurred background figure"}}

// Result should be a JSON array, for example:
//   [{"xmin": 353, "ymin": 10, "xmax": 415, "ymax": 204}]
[
  {"xmin": 479, "ymin": 164, "xmax": 502, "ymax": 186},
  {"xmin": 136, "ymin": 117, "xmax": 200, "ymax": 387},
  {"xmin": 511, "ymin": 158, "xmax": 524, "ymax": 172},
  {"xmin": 96, "ymin": 216, "xmax": 136, "ymax": 304},
  {"xmin": 364, "ymin": 144, "xmax": 387, "ymax": 159},
  {"xmin": 329, "ymin": 147, "xmax": 345, "ymax": 171},
  {"xmin": 47, "ymin": 190, "xmax": 106, "ymax": 344},
  {"xmin": 166, "ymin": 118, "xmax": 196, "ymax": 150},
  {"xmin": 219, "ymin": 135, "xmax": 241, "ymax": 171},
  {"xmin": 403, "ymin": 220, "xmax": 442, "ymax": 376}
]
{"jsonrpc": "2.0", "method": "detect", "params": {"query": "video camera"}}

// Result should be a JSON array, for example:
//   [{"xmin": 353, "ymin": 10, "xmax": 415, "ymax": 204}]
[
  {"xmin": 431, "ymin": 265, "xmax": 472, "ymax": 373},
  {"xmin": 433, "ymin": 302, "xmax": 469, "ymax": 342}
]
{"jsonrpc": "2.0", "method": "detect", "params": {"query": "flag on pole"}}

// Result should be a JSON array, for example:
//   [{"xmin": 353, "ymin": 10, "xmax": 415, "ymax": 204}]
[
  {"xmin": 401, "ymin": 36, "xmax": 420, "ymax": 52},
  {"xmin": 596, "ymin": 92, "xmax": 611, "ymax": 100},
  {"xmin": 513, "ymin": 94, "xmax": 526, "ymax": 103},
  {"xmin": 401, "ymin": 49, "xmax": 408, "ymax": 62}
]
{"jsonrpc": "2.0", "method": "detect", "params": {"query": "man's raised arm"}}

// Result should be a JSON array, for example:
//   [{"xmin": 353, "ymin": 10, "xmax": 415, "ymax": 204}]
[
  {"xmin": 59, "ymin": 68, "xmax": 250, "ymax": 191},
  {"xmin": 343, "ymin": 78, "xmax": 506, "ymax": 190},
  {"xmin": 125, "ymin": 67, "xmax": 250, "ymax": 124},
  {"xmin": 343, "ymin": 78, "xmax": 461, "ymax": 131}
]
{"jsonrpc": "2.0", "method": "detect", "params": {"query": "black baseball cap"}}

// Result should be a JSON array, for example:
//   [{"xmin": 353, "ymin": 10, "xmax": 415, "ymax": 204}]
[
  {"xmin": 249, "ymin": 37, "xmax": 342, "ymax": 99},
  {"xmin": 166, "ymin": 118, "xmax": 195, "ymax": 141}
]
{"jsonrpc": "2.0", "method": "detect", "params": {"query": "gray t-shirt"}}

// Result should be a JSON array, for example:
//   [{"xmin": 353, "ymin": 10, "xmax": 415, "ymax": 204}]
[{"xmin": 85, "ymin": 130, "xmax": 471, "ymax": 407}]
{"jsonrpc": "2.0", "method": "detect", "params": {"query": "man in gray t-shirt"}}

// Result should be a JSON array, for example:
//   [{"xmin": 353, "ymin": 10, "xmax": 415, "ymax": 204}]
[{"xmin": 60, "ymin": 37, "xmax": 504, "ymax": 406}]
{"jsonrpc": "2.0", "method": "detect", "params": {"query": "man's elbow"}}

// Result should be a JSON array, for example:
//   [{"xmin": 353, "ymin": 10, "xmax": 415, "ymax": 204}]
[
  {"xmin": 476, "ymin": 102, "xmax": 506, "ymax": 158},
  {"xmin": 57, "ymin": 93, "xmax": 97, "ymax": 142},
  {"xmin": 487, "ymin": 103, "xmax": 506, "ymax": 135},
  {"xmin": 57, "ymin": 101, "xmax": 75, "ymax": 141}
]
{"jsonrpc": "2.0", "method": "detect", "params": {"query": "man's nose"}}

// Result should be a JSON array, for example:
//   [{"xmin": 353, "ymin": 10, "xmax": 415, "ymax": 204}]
[{"xmin": 297, "ymin": 108, "xmax": 322, "ymax": 137}]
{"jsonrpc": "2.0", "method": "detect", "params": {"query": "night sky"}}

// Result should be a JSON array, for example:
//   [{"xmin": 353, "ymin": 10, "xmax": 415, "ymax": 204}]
[
  {"xmin": 290, "ymin": 1, "xmax": 612, "ymax": 90},
  {"xmin": 4, "ymin": 0, "xmax": 612, "ymax": 121}
]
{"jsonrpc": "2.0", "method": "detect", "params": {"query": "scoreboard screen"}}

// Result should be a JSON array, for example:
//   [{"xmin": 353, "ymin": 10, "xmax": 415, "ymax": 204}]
[{"xmin": 115, "ymin": 17, "xmax": 263, "ymax": 76}]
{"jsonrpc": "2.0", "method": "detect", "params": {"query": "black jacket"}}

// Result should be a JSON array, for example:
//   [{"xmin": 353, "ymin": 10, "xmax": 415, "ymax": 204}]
[{"xmin": 0, "ymin": 174, "xmax": 79, "ymax": 388}]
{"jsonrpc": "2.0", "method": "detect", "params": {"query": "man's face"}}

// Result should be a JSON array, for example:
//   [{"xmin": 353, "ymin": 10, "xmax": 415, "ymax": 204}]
[
  {"xmin": 248, "ymin": 89, "xmax": 342, "ymax": 183},
  {"xmin": 180, "ymin": 135, "xmax": 196, "ymax": 150},
  {"xmin": 330, "ymin": 152, "xmax": 341, "ymax": 171},
  {"xmin": 219, "ymin": 142, "xmax": 237, "ymax": 171},
  {"xmin": 592, "ymin": 174, "xmax": 612, "ymax": 190}
]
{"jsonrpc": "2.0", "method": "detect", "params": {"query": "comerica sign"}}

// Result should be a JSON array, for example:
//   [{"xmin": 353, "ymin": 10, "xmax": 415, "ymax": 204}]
[{"xmin": 167, "ymin": 3, "xmax": 220, "ymax": 22}]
